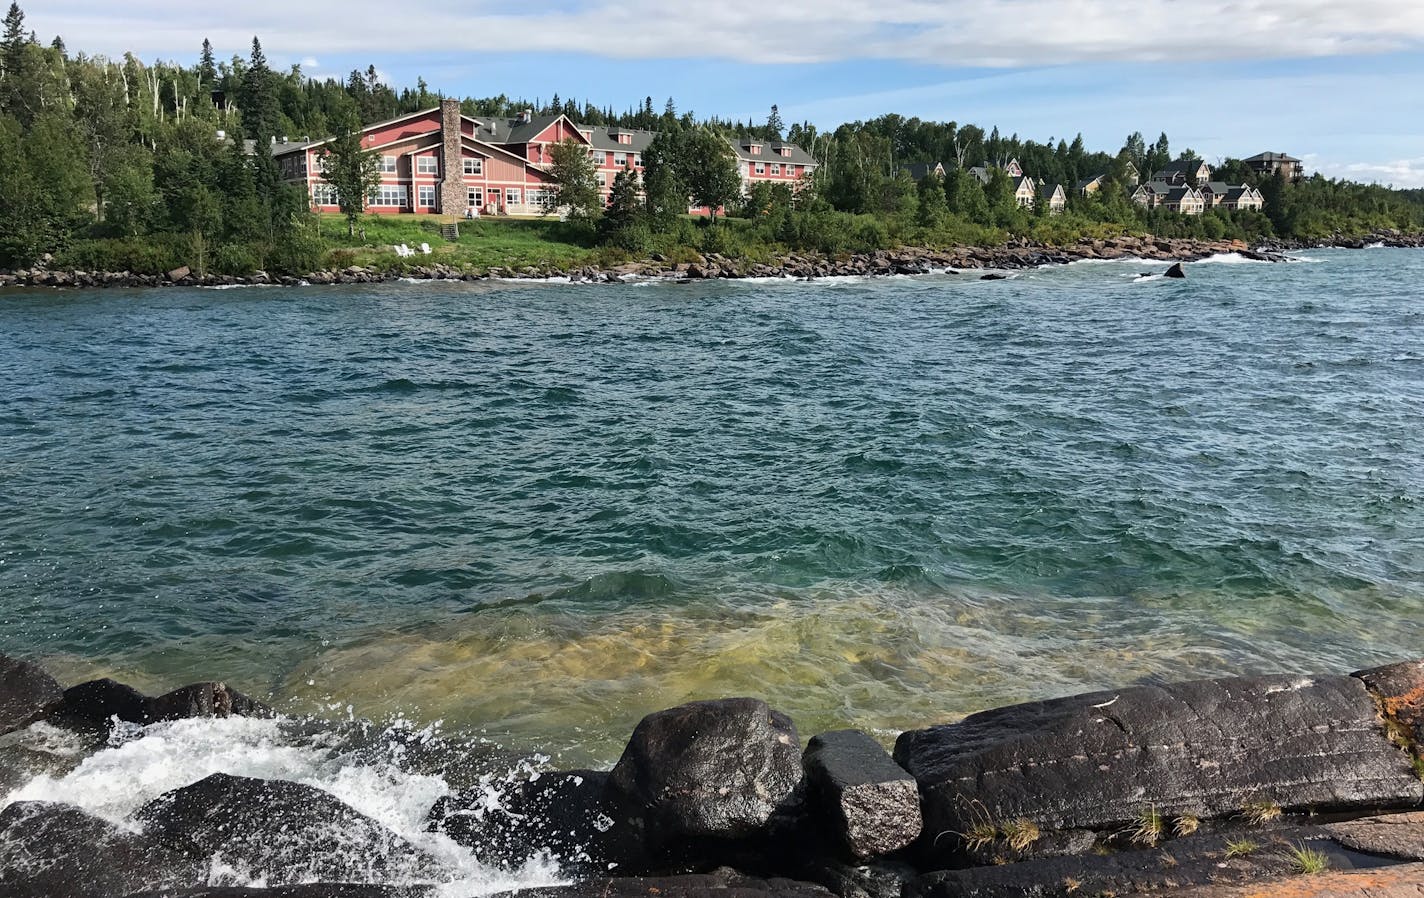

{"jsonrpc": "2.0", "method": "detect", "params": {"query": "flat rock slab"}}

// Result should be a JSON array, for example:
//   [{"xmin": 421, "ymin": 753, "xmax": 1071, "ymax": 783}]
[
  {"xmin": 904, "ymin": 829, "xmax": 1380, "ymax": 898},
  {"xmin": 0, "ymin": 655, "xmax": 62, "ymax": 735},
  {"xmin": 0, "ymin": 800, "xmax": 204, "ymax": 898},
  {"xmin": 135, "ymin": 772, "xmax": 441, "ymax": 886},
  {"xmin": 1328, "ymin": 813, "xmax": 1424, "ymax": 862},
  {"xmin": 895, "ymin": 674, "xmax": 1423, "ymax": 839},
  {"xmin": 803, "ymin": 729, "xmax": 921, "ymax": 859},
  {"xmin": 1151, "ymin": 863, "xmax": 1424, "ymax": 898}
]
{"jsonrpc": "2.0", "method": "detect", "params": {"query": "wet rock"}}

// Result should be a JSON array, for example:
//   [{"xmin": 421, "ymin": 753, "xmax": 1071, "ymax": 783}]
[
  {"xmin": 56, "ymin": 677, "xmax": 151, "ymax": 724},
  {"xmin": 134, "ymin": 772, "xmax": 442, "ymax": 885},
  {"xmin": 487, "ymin": 870, "xmax": 836, "ymax": 898},
  {"xmin": 1354, "ymin": 660, "xmax": 1424, "ymax": 738},
  {"xmin": 0, "ymin": 654, "xmax": 62, "ymax": 735},
  {"xmin": 429, "ymin": 769, "xmax": 648, "ymax": 872},
  {"xmin": 1165, "ymin": 262, "xmax": 1187, "ymax": 278},
  {"xmin": 123, "ymin": 887, "xmax": 431, "ymax": 898},
  {"xmin": 894, "ymin": 675, "xmax": 1423, "ymax": 845},
  {"xmin": 146, "ymin": 682, "xmax": 273, "ymax": 721},
  {"xmin": 1325, "ymin": 812, "xmax": 1424, "ymax": 862},
  {"xmin": 802, "ymin": 730, "xmax": 921, "ymax": 860},
  {"xmin": 609, "ymin": 698, "xmax": 802, "ymax": 841},
  {"xmin": 979, "ymin": 273, "xmax": 1008, "ymax": 280},
  {"xmin": 166, "ymin": 266, "xmax": 191, "ymax": 282},
  {"xmin": 0, "ymin": 800, "xmax": 204, "ymax": 898}
]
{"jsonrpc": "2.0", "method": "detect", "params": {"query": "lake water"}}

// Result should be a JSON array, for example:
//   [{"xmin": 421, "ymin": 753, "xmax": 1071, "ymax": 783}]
[{"xmin": 2, "ymin": 250, "xmax": 1422, "ymax": 767}]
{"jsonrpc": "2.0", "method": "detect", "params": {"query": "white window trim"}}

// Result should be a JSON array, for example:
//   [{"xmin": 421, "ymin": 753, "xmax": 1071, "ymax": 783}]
[
  {"xmin": 418, "ymin": 185, "xmax": 436, "ymax": 206},
  {"xmin": 463, "ymin": 158, "xmax": 483, "ymax": 175},
  {"xmin": 380, "ymin": 155, "xmax": 397, "ymax": 173},
  {"xmin": 417, "ymin": 157, "xmax": 439, "ymax": 175},
  {"xmin": 754, "ymin": 162, "xmax": 765, "ymax": 175}
]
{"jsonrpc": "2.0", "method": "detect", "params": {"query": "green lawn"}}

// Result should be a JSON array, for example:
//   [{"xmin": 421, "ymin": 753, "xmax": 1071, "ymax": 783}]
[{"xmin": 316, "ymin": 213, "xmax": 601, "ymax": 271}]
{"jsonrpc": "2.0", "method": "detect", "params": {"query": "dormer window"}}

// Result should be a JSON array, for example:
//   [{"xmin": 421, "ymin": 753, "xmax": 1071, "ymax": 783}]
[
  {"xmin": 620, "ymin": 133, "xmax": 631, "ymax": 145},
  {"xmin": 751, "ymin": 145, "xmax": 761, "ymax": 155}
]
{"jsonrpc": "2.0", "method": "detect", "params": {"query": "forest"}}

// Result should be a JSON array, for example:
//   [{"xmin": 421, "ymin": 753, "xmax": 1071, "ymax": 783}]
[{"xmin": 3, "ymin": 1, "xmax": 1422, "ymax": 275}]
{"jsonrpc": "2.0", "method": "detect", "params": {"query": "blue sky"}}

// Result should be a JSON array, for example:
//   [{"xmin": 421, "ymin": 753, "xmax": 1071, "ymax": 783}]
[{"xmin": 31, "ymin": 0, "xmax": 1424, "ymax": 186}]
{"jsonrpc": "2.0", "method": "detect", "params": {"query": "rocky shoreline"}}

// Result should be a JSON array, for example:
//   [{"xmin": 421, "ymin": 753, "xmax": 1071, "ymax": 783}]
[
  {"xmin": 3, "ymin": 232, "xmax": 1422, "ymax": 291},
  {"xmin": 3, "ymin": 654, "xmax": 1424, "ymax": 898}
]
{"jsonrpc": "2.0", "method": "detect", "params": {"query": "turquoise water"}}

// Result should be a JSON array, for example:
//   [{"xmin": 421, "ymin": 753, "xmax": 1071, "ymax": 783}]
[{"xmin": 2, "ymin": 250, "xmax": 1421, "ymax": 763}]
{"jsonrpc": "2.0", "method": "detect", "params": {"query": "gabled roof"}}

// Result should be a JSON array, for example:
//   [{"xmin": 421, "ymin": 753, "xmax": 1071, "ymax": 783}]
[
  {"xmin": 578, "ymin": 124, "xmax": 657, "ymax": 153},
  {"xmin": 1039, "ymin": 182, "xmax": 1065, "ymax": 199},
  {"xmin": 968, "ymin": 166, "xmax": 991, "ymax": 185},
  {"xmin": 1165, "ymin": 185, "xmax": 1202, "ymax": 202},
  {"xmin": 730, "ymin": 139, "xmax": 815, "ymax": 166},
  {"xmin": 1075, "ymin": 175, "xmax": 1103, "ymax": 190},
  {"xmin": 905, "ymin": 162, "xmax": 945, "ymax": 181},
  {"xmin": 272, "ymin": 106, "xmax": 447, "ymax": 157},
  {"xmin": 1140, "ymin": 181, "xmax": 1175, "ymax": 195},
  {"xmin": 1010, "ymin": 175, "xmax": 1036, "ymax": 191},
  {"xmin": 1157, "ymin": 157, "xmax": 1210, "ymax": 174},
  {"xmin": 1244, "ymin": 151, "xmax": 1301, "ymax": 163}
]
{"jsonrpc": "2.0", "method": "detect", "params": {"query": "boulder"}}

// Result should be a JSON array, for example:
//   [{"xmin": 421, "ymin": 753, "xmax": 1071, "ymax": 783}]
[
  {"xmin": 894, "ymin": 675, "xmax": 1423, "ymax": 845},
  {"xmin": 428, "ymin": 769, "xmax": 647, "ymax": 871},
  {"xmin": 979, "ymin": 274, "xmax": 1008, "ymax": 281},
  {"xmin": 0, "ymin": 800, "xmax": 204, "ymax": 897},
  {"xmin": 1165, "ymin": 262, "xmax": 1187, "ymax": 278},
  {"xmin": 134, "ymin": 772, "xmax": 442, "ymax": 885},
  {"xmin": 166, "ymin": 266, "xmax": 191, "ymax": 283},
  {"xmin": 802, "ymin": 730, "xmax": 921, "ymax": 860},
  {"xmin": 1353, "ymin": 660, "xmax": 1424, "ymax": 740},
  {"xmin": 146, "ymin": 682, "xmax": 273, "ymax": 721},
  {"xmin": 609, "ymin": 698, "xmax": 802, "ymax": 841},
  {"xmin": 53, "ymin": 678, "xmax": 271, "ymax": 726},
  {"xmin": 0, "ymin": 654, "xmax": 62, "ymax": 735}
]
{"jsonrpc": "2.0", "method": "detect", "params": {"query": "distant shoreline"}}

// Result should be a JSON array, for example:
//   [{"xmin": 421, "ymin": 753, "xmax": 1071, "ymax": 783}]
[{"xmin": 3, "ymin": 233, "xmax": 1420, "ymax": 291}]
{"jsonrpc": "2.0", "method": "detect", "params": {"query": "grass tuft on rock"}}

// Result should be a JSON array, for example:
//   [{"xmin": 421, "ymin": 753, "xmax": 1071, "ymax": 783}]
[
  {"xmin": 1002, "ymin": 818, "xmax": 1041, "ymax": 852},
  {"xmin": 1412, "ymin": 754, "xmax": 1424, "ymax": 782},
  {"xmin": 1224, "ymin": 838, "xmax": 1259, "ymax": 858},
  {"xmin": 1242, "ymin": 800, "xmax": 1282, "ymax": 826},
  {"xmin": 1128, "ymin": 805, "xmax": 1164, "ymax": 846},
  {"xmin": 1287, "ymin": 843, "xmax": 1329, "ymax": 875},
  {"xmin": 1172, "ymin": 814, "xmax": 1200, "ymax": 838}
]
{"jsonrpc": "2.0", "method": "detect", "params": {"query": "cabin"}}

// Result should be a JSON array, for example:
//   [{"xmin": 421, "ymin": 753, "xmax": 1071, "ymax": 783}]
[
  {"xmin": 1010, "ymin": 175, "xmax": 1038, "ymax": 208},
  {"xmin": 1122, "ymin": 160, "xmax": 1141, "ymax": 186},
  {"xmin": 1163, "ymin": 185, "xmax": 1205, "ymax": 215},
  {"xmin": 1131, "ymin": 181, "xmax": 1174, "ymax": 209},
  {"xmin": 904, "ymin": 161, "xmax": 947, "ymax": 181},
  {"xmin": 1076, "ymin": 175, "xmax": 1104, "ymax": 197},
  {"xmin": 1152, "ymin": 157, "xmax": 1212, "ymax": 186},
  {"xmin": 1221, "ymin": 185, "xmax": 1265, "ymax": 211},
  {"xmin": 1038, "ymin": 182, "xmax": 1067, "ymax": 214},
  {"xmin": 1243, "ymin": 151, "xmax": 1302, "ymax": 180}
]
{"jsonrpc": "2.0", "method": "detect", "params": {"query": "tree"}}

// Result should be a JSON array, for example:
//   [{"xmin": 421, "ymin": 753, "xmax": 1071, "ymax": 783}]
[
  {"xmin": 642, "ymin": 129, "xmax": 689, "ymax": 225},
  {"xmin": 765, "ymin": 104, "xmax": 783, "ymax": 141},
  {"xmin": 916, "ymin": 173, "xmax": 949, "ymax": 230},
  {"xmin": 946, "ymin": 167, "xmax": 989, "ymax": 224},
  {"xmin": 198, "ymin": 38, "xmax": 216, "ymax": 88},
  {"xmin": 599, "ymin": 165, "xmax": 648, "ymax": 250},
  {"xmin": 682, "ymin": 128, "xmax": 741, "ymax": 223},
  {"xmin": 1, "ymin": 1, "xmax": 34, "ymax": 123},
  {"xmin": 320, "ymin": 104, "xmax": 381, "ymax": 235},
  {"xmin": 548, "ymin": 138, "xmax": 600, "ymax": 224},
  {"xmin": 239, "ymin": 37, "xmax": 279, "ymax": 144}
]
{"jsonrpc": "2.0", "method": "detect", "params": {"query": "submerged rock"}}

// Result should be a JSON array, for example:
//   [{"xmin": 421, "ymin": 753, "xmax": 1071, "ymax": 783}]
[
  {"xmin": 134, "ymin": 772, "xmax": 442, "ymax": 886},
  {"xmin": 894, "ymin": 674, "xmax": 1424, "ymax": 849},
  {"xmin": 0, "ymin": 654, "xmax": 62, "ymax": 735},
  {"xmin": 802, "ymin": 729, "xmax": 921, "ymax": 860},
  {"xmin": 609, "ymin": 698, "xmax": 803, "ymax": 842},
  {"xmin": 0, "ymin": 800, "xmax": 204, "ymax": 897}
]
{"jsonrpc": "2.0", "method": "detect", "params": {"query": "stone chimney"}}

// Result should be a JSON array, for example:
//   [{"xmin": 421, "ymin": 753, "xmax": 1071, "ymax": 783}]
[{"xmin": 439, "ymin": 98, "xmax": 466, "ymax": 215}]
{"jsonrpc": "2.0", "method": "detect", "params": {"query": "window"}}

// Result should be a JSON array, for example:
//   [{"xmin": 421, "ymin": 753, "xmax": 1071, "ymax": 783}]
[
  {"xmin": 380, "ymin": 155, "xmax": 397, "ymax": 173},
  {"xmin": 311, "ymin": 154, "xmax": 328, "ymax": 174},
  {"xmin": 614, "ymin": 152, "xmax": 626, "ymax": 167},
  {"xmin": 463, "ymin": 158, "xmax": 482, "ymax": 175},
  {"xmin": 754, "ymin": 162, "xmax": 765, "ymax": 175},
  {"xmin": 417, "ymin": 156, "xmax": 438, "ymax": 175},
  {"xmin": 468, "ymin": 188, "xmax": 483, "ymax": 207},
  {"xmin": 770, "ymin": 163, "xmax": 781, "ymax": 176},
  {"xmin": 505, "ymin": 187, "xmax": 520, "ymax": 206},
  {"xmin": 312, "ymin": 183, "xmax": 339, "ymax": 205},
  {"xmin": 527, "ymin": 188, "xmax": 549, "ymax": 211},
  {"xmin": 596, "ymin": 171, "xmax": 607, "ymax": 188},
  {"xmin": 633, "ymin": 154, "xmax": 642, "ymax": 167},
  {"xmin": 369, "ymin": 185, "xmax": 407, "ymax": 207},
  {"xmin": 418, "ymin": 185, "xmax": 436, "ymax": 207},
  {"xmin": 620, "ymin": 134, "xmax": 631, "ymax": 145}
]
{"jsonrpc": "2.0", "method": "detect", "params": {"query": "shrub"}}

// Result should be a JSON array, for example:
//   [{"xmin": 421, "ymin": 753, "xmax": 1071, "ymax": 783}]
[
  {"xmin": 211, "ymin": 242, "xmax": 260, "ymax": 276},
  {"xmin": 51, "ymin": 236, "xmax": 190, "ymax": 274}
]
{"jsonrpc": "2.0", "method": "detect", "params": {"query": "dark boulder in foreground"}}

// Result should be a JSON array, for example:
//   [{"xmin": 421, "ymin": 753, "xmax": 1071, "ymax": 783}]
[
  {"xmin": 125, "ymin": 887, "xmax": 430, "ymax": 898},
  {"xmin": 54, "ymin": 678, "xmax": 271, "ymax": 726},
  {"xmin": 609, "ymin": 698, "xmax": 803, "ymax": 842},
  {"xmin": 489, "ymin": 870, "xmax": 836, "ymax": 898},
  {"xmin": 429, "ymin": 769, "xmax": 648, "ymax": 871},
  {"xmin": 894, "ymin": 674, "xmax": 1424, "ymax": 849},
  {"xmin": 1165, "ymin": 262, "xmax": 1187, "ymax": 278},
  {"xmin": 0, "ymin": 654, "xmax": 63, "ymax": 735},
  {"xmin": 802, "ymin": 729, "xmax": 921, "ymax": 860},
  {"xmin": 0, "ymin": 800, "xmax": 204, "ymax": 898},
  {"xmin": 134, "ymin": 773, "xmax": 441, "ymax": 886}
]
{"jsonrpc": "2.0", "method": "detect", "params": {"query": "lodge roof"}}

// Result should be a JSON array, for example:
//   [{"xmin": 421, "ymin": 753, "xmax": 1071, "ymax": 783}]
[
  {"xmin": 905, "ymin": 162, "xmax": 945, "ymax": 181},
  {"xmin": 1244, "ymin": 151, "xmax": 1301, "ymax": 163}
]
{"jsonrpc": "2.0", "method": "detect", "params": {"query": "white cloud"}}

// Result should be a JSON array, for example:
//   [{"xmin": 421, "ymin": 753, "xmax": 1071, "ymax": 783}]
[
  {"xmin": 299, "ymin": 56, "xmax": 319, "ymax": 69},
  {"xmin": 1325, "ymin": 158, "xmax": 1424, "ymax": 189},
  {"xmin": 31, "ymin": 0, "xmax": 1424, "ymax": 67}
]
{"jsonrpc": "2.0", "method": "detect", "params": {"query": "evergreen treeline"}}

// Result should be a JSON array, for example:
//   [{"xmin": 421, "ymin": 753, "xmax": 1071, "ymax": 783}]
[{"xmin": 1, "ymin": 1, "xmax": 1421, "ymax": 275}]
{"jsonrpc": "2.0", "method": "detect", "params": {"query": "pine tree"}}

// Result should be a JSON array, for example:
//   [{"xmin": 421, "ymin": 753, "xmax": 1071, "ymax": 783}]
[
  {"xmin": 765, "ymin": 104, "xmax": 783, "ymax": 141},
  {"xmin": 198, "ymin": 38, "xmax": 216, "ymax": 87},
  {"xmin": 1, "ymin": 2, "xmax": 33, "ymax": 122}
]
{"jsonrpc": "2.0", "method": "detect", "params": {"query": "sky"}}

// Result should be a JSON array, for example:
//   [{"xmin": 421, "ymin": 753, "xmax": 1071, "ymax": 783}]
[{"xmin": 28, "ymin": 0, "xmax": 1424, "ymax": 187}]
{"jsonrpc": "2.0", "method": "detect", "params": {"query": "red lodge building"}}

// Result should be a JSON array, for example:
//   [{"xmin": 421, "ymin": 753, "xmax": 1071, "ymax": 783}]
[{"xmin": 272, "ymin": 99, "xmax": 817, "ymax": 216}]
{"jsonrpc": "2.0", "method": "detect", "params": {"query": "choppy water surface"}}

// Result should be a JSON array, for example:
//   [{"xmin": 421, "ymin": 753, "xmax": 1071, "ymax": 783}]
[{"xmin": 2, "ymin": 250, "xmax": 1422, "ymax": 764}]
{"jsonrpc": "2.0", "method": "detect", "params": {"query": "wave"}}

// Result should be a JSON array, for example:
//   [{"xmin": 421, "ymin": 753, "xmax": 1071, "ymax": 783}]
[
  {"xmin": 1193, "ymin": 253, "xmax": 1268, "ymax": 265},
  {"xmin": 2, "ymin": 716, "xmax": 567, "ymax": 895}
]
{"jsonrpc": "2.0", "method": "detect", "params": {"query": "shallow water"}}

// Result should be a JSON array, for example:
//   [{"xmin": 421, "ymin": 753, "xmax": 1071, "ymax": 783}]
[{"xmin": 2, "ymin": 249, "xmax": 1422, "ymax": 766}]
